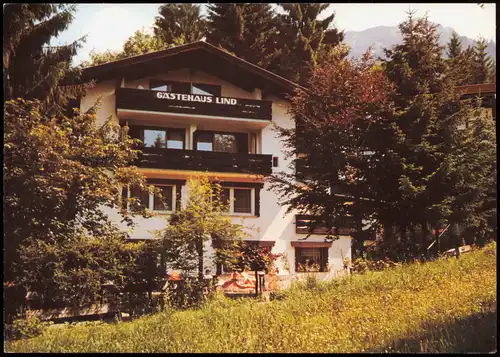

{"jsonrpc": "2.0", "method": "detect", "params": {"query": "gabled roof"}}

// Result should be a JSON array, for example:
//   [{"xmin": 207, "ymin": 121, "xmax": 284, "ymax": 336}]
[{"xmin": 81, "ymin": 40, "xmax": 303, "ymax": 98}]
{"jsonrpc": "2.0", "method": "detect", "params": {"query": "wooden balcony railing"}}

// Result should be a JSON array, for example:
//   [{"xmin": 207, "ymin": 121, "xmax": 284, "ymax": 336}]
[
  {"xmin": 295, "ymin": 215, "xmax": 355, "ymax": 235},
  {"xmin": 136, "ymin": 147, "xmax": 272, "ymax": 175},
  {"xmin": 116, "ymin": 88, "xmax": 272, "ymax": 120}
]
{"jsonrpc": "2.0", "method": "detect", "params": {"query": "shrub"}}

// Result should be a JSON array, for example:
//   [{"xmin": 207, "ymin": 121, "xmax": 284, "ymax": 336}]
[
  {"xmin": 4, "ymin": 315, "xmax": 53, "ymax": 341},
  {"xmin": 346, "ymin": 257, "xmax": 400, "ymax": 274}
]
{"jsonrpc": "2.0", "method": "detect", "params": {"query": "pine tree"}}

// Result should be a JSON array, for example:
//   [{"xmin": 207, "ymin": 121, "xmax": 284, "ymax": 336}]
[
  {"xmin": 376, "ymin": 12, "xmax": 495, "ymax": 257},
  {"xmin": 270, "ymin": 3, "xmax": 344, "ymax": 86},
  {"xmin": 3, "ymin": 4, "xmax": 85, "ymax": 114},
  {"xmin": 447, "ymin": 31, "xmax": 462, "ymax": 59},
  {"xmin": 472, "ymin": 37, "xmax": 494, "ymax": 84},
  {"xmin": 154, "ymin": 4, "xmax": 206, "ymax": 46},
  {"xmin": 206, "ymin": 3, "xmax": 280, "ymax": 68},
  {"xmin": 446, "ymin": 32, "xmax": 474, "ymax": 85}
]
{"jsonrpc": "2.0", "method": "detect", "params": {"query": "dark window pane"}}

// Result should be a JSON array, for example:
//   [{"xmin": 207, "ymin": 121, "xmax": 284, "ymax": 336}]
[
  {"xmin": 129, "ymin": 186, "xmax": 149, "ymax": 211},
  {"xmin": 144, "ymin": 129, "xmax": 166, "ymax": 148},
  {"xmin": 192, "ymin": 83, "xmax": 221, "ymax": 96},
  {"xmin": 154, "ymin": 186, "xmax": 173, "ymax": 211},
  {"xmin": 171, "ymin": 82, "xmax": 191, "ymax": 94},
  {"xmin": 220, "ymin": 188, "xmax": 230, "ymax": 212},
  {"xmin": 196, "ymin": 132, "xmax": 213, "ymax": 151},
  {"xmin": 233, "ymin": 189, "xmax": 251, "ymax": 214},
  {"xmin": 295, "ymin": 248, "xmax": 324, "ymax": 272},
  {"xmin": 167, "ymin": 130, "xmax": 184, "ymax": 149},
  {"xmin": 214, "ymin": 134, "xmax": 238, "ymax": 153}
]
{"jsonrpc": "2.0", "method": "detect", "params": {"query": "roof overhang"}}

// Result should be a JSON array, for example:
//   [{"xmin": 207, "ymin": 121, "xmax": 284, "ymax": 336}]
[{"xmin": 81, "ymin": 41, "xmax": 303, "ymax": 100}]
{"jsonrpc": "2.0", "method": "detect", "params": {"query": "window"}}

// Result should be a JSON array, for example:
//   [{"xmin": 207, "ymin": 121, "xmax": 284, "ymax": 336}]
[
  {"xmin": 195, "ymin": 131, "xmax": 246, "ymax": 153},
  {"xmin": 295, "ymin": 247, "xmax": 328, "ymax": 272},
  {"xmin": 142, "ymin": 128, "xmax": 185, "ymax": 149},
  {"xmin": 125, "ymin": 185, "xmax": 176, "ymax": 213},
  {"xmin": 214, "ymin": 133, "xmax": 238, "ymax": 153},
  {"xmin": 144, "ymin": 129, "xmax": 166, "ymax": 148},
  {"xmin": 153, "ymin": 186, "xmax": 174, "ymax": 211},
  {"xmin": 150, "ymin": 80, "xmax": 221, "ymax": 96},
  {"xmin": 196, "ymin": 132, "xmax": 213, "ymax": 151},
  {"xmin": 150, "ymin": 80, "xmax": 170, "ymax": 92},
  {"xmin": 192, "ymin": 83, "xmax": 221, "ymax": 96},
  {"xmin": 166, "ymin": 130, "xmax": 185, "ymax": 149},
  {"xmin": 215, "ymin": 187, "xmax": 254, "ymax": 215},
  {"xmin": 272, "ymin": 156, "xmax": 279, "ymax": 167},
  {"xmin": 129, "ymin": 186, "xmax": 150, "ymax": 212},
  {"xmin": 218, "ymin": 188, "xmax": 230, "ymax": 213},
  {"xmin": 233, "ymin": 189, "xmax": 252, "ymax": 214}
]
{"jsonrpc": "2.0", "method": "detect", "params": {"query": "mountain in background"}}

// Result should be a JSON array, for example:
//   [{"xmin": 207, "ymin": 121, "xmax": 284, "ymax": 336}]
[{"xmin": 344, "ymin": 24, "xmax": 496, "ymax": 60}]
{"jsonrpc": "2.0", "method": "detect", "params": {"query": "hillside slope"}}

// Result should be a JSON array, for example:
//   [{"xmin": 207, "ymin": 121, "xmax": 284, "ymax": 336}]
[{"xmin": 6, "ymin": 243, "xmax": 497, "ymax": 353}]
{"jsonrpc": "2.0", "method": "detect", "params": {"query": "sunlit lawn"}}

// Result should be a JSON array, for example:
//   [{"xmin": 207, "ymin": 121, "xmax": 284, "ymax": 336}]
[{"xmin": 6, "ymin": 242, "xmax": 496, "ymax": 353}]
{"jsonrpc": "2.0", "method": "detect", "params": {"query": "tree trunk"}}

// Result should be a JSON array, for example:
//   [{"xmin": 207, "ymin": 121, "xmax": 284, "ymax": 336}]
[
  {"xmin": 255, "ymin": 270, "xmax": 259, "ymax": 297},
  {"xmin": 197, "ymin": 235, "xmax": 204, "ymax": 284}
]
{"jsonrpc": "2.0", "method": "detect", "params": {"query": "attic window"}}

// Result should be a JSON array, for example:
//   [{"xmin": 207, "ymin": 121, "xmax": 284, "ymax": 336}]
[{"xmin": 192, "ymin": 83, "xmax": 221, "ymax": 96}]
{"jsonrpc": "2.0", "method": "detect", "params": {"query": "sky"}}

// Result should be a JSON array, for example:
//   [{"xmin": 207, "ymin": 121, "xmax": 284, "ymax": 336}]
[{"xmin": 51, "ymin": 3, "xmax": 496, "ymax": 66}]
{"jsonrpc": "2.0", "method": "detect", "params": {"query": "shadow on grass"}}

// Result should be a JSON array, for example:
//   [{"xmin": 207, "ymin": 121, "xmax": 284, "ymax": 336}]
[{"xmin": 373, "ymin": 308, "xmax": 497, "ymax": 353}]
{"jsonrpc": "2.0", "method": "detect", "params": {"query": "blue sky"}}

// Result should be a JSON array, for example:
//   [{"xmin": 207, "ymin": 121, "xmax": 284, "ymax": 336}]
[{"xmin": 51, "ymin": 3, "xmax": 496, "ymax": 66}]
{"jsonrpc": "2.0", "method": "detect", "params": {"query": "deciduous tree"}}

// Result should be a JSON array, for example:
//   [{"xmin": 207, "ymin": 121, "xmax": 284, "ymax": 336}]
[
  {"xmin": 158, "ymin": 177, "xmax": 246, "ymax": 286},
  {"xmin": 269, "ymin": 45, "xmax": 394, "ymax": 256},
  {"xmin": 3, "ymin": 98, "xmax": 156, "ymax": 312}
]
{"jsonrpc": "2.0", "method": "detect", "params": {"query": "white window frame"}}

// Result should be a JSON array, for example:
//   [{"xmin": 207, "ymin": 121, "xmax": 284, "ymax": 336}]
[
  {"xmin": 221, "ymin": 187, "xmax": 255, "ymax": 216},
  {"xmin": 125, "ymin": 185, "xmax": 176, "ymax": 214}
]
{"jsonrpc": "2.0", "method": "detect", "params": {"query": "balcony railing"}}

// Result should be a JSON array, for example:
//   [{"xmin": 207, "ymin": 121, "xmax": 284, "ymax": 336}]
[
  {"xmin": 295, "ymin": 215, "xmax": 354, "ymax": 235},
  {"xmin": 135, "ymin": 147, "xmax": 272, "ymax": 175},
  {"xmin": 116, "ymin": 88, "xmax": 272, "ymax": 120}
]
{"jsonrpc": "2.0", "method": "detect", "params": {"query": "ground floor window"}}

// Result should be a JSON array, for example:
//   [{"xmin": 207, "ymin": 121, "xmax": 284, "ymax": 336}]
[
  {"xmin": 215, "ymin": 187, "xmax": 254, "ymax": 216},
  {"xmin": 125, "ymin": 184, "xmax": 176, "ymax": 213},
  {"xmin": 295, "ymin": 247, "xmax": 329, "ymax": 272}
]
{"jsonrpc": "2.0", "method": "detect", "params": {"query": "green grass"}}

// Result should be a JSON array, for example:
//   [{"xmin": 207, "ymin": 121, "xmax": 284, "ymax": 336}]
[{"xmin": 6, "ymin": 243, "xmax": 497, "ymax": 353}]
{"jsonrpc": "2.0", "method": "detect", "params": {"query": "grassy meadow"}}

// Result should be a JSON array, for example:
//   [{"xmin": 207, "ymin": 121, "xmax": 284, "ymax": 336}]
[{"xmin": 5, "ymin": 243, "xmax": 497, "ymax": 353}]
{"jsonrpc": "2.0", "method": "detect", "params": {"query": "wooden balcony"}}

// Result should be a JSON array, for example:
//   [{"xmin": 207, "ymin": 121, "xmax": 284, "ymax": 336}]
[
  {"xmin": 136, "ymin": 147, "xmax": 272, "ymax": 175},
  {"xmin": 295, "ymin": 215, "xmax": 354, "ymax": 235},
  {"xmin": 116, "ymin": 87, "xmax": 272, "ymax": 121}
]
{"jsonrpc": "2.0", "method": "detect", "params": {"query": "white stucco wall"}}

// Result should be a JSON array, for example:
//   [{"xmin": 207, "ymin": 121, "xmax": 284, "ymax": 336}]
[
  {"xmin": 80, "ymin": 79, "xmax": 119, "ymax": 126},
  {"xmin": 83, "ymin": 69, "xmax": 352, "ymax": 283}
]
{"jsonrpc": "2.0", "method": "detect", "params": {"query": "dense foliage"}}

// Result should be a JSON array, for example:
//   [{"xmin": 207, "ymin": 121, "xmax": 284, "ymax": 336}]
[
  {"xmin": 6, "ymin": 243, "xmax": 496, "ymax": 352},
  {"xmin": 272, "ymin": 12, "xmax": 496, "ymax": 259},
  {"xmin": 82, "ymin": 29, "xmax": 166, "ymax": 67},
  {"xmin": 269, "ymin": 3, "xmax": 344, "ymax": 86},
  {"xmin": 3, "ymin": 98, "xmax": 156, "ymax": 315},
  {"xmin": 206, "ymin": 3, "xmax": 281, "ymax": 68},
  {"xmin": 154, "ymin": 4, "xmax": 206, "ymax": 46},
  {"xmin": 158, "ymin": 177, "xmax": 246, "ymax": 282},
  {"xmin": 3, "ymin": 4, "xmax": 86, "ymax": 114},
  {"xmin": 270, "ymin": 45, "xmax": 394, "ymax": 252}
]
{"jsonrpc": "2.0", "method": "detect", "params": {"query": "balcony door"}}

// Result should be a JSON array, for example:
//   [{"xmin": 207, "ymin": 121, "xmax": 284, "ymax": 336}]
[
  {"xmin": 140, "ymin": 127, "xmax": 185, "ymax": 150},
  {"xmin": 194, "ymin": 131, "xmax": 249, "ymax": 154}
]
